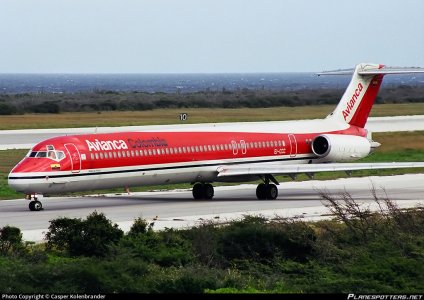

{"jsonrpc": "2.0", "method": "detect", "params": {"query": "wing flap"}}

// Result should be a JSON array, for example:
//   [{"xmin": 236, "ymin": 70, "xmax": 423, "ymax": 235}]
[{"xmin": 217, "ymin": 162, "xmax": 424, "ymax": 178}]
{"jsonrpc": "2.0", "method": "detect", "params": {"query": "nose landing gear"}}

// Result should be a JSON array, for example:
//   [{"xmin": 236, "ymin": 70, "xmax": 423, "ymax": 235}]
[{"xmin": 26, "ymin": 194, "xmax": 43, "ymax": 211}]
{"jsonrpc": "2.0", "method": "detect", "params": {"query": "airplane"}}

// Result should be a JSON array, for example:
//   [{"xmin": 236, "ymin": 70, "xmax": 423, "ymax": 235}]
[{"xmin": 8, "ymin": 63, "xmax": 424, "ymax": 211}]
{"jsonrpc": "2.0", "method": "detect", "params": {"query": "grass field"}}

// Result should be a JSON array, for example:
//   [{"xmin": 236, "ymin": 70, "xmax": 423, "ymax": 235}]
[
  {"xmin": 1, "ymin": 103, "xmax": 423, "ymax": 130},
  {"xmin": 1, "ymin": 131, "xmax": 423, "ymax": 200}
]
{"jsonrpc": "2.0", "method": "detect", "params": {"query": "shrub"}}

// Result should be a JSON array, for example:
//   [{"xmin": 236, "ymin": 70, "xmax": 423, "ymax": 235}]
[
  {"xmin": 0, "ymin": 103, "xmax": 17, "ymax": 115},
  {"xmin": 30, "ymin": 101, "xmax": 60, "ymax": 113},
  {"xmin": 217, "ymin": 216, "xmax": 316, "ymax": 263},
  {"xmin": 0, "ymin": 226, "xmax": 24, "ymax": 256},
  {"xmin": 46, "ymin": 211, "xmax": 123, "ymax": 257}
]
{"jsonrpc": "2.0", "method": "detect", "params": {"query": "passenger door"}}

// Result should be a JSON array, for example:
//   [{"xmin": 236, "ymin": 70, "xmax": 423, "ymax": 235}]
[{"xmin": 65, "ymin": 143, "xmax": 81, "ymax": 173}]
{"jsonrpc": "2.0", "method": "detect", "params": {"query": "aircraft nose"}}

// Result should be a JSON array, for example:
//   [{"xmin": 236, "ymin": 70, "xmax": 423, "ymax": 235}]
[{"xmin": 8, "ymin": 170, "xmax": 30, "ymax": 193}]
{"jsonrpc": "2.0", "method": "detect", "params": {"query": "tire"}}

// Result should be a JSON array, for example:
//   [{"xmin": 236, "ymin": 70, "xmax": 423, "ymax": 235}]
[
  {"xmin": 29, "ymin": 200, "xmax": 43, "ymax": 211},
  {"xmin": 204, "ymin": 184, "xmax": 214, "ymax": 200},
  {"xmin": 256, "ymin": 183, "xmax": 267, "ymax": 200},
  {"xmin": 33, "ymin": 200, "xmax": 43, "ymax": 211},
  {"xmin": 266, "ymin": 184, "xmax": 278, "ymax": 200},
  {"xmin": 192, "ymin": 183, "xmax": 204, "ymax": 200}
]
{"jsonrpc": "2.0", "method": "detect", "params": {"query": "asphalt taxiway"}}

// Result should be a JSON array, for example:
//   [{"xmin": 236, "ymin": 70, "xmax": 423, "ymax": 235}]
[{"xmin": 0, "ymin": 174, "xmax": 423, "ymax": 242}]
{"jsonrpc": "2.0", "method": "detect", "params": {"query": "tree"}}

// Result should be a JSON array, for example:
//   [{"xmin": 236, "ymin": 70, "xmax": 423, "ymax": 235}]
[
  {"xmin": 0, "ymin": 226, "xmax": 24, "ymax": 256},
  {"xmin": 46, "ymin": 211, "xmax": 123, "ymax": 257}
]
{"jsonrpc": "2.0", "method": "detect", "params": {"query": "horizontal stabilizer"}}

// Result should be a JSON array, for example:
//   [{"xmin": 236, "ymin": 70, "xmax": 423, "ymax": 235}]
[{"xmin": 317, "ymin": 66, "xmax": 424, "ymax": 76}]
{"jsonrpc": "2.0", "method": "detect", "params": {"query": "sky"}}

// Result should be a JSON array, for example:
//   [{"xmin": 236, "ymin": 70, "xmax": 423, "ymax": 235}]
[{"xmin": 0, "ymin": 0, "xmax": 423, "ymax": 73}]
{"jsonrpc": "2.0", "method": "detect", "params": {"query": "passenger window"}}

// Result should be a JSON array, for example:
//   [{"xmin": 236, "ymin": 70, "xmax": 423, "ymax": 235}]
[
  {"xmin": 91, "ymin": 153, "xmax": 94, "ymax": 160},
  {"xmin": 95, "ymin": 153, "xmax": 99, "ymax": 159},
  {"xmin": 99, "ymin": 153, "xmax": 104, "ymax": 159}
]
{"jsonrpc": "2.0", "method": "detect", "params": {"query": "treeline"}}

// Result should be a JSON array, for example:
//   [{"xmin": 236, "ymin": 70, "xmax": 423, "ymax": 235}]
[
  {"xmin": 0, "ymin": 192, "xmax": 423, "ymax": 293},
  {"xmin": 1, "ymin": 85, "xmax": 424, "ymax": 115}
]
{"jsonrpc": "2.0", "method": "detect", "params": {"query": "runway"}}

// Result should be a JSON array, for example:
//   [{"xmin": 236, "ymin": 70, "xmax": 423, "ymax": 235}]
[
  {"xmin": 1, "ymin": 115, "xmax": 424, "ymax": 150},
  {"xmin": 1, "ymin": 173, "xmax": 423, "ymax": 242}
]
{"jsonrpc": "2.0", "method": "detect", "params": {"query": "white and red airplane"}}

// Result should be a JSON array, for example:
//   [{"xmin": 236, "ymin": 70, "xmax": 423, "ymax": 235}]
[{"xmin": 8, "ymin": 63, "xmax": 424, "ymax": 211}]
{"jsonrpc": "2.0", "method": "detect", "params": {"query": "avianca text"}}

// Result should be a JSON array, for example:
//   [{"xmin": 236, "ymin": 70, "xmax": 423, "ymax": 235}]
[
  {"xmin": 343, "ymin": 82, "xmax": 363, "ymax": 120},
  {"xmin": 85, "ymin": 139, "xmax": 128, "ymax": 151}
]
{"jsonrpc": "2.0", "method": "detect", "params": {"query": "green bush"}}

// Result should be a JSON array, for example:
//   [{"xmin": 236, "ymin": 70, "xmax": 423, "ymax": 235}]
[
  {"xmin": 217, "ymin": 216, "xmax": 316, "ymax": 263},
  {"xmin": 45, "ymin": 211, "xmax": 123, "ymax": 257},
  {"xmin": 30, "ymin": 101, "xmax": 60, "ymax": 113},
  {"xmin": 0, "ymin": 103, "xmax": 17, "ymax": 115},
  {"xmin": 0, "ymin": 226, "xmax": 24, "ymax": 256},
  {"xmin": 120, "ymin": 228, "xmax": 193, "ymax": 267}
]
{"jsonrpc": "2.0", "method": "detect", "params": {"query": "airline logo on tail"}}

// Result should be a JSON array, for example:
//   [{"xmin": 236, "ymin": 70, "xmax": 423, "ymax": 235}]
[{"xmin": 342, "ymin": 82, "xmax": 363, "ymax": 120}]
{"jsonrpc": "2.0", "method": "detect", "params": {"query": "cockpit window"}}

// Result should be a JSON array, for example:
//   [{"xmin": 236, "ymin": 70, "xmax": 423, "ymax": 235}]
[
  {"xmin": 28, "ymin": 149, "xmax": 65, "ymax": 161},
  {"xmin": 57, "ymin": 152, "xmax": 65, "ymax": 160},
  {"xmin": 36, "ymin": 151, "xmax": 47, "ymax": 158},
  {"xmin": 47, "ymin": 151, "xmax": 56, "ymax": 159}
]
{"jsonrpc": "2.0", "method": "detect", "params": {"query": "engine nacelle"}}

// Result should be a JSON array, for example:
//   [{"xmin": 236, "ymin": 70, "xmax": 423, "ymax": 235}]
[{"xmin": 312, "ymin": 134, "xmax": 371, "ymax": 162}]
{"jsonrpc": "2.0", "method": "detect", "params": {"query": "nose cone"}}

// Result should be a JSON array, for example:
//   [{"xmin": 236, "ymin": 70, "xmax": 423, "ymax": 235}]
[
  {"xmin": 8, "ymin": 170, "xmax": 29, "ymax": 193},
  {"xmin": 7, "ymin": 157, "xmax": 47, "ymax": 193}
]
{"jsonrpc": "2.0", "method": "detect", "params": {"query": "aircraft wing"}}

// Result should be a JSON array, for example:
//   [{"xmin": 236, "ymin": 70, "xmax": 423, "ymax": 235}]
[{"xmin": 216, "ymin": 162, "xmax": 424, "ymax": 181}]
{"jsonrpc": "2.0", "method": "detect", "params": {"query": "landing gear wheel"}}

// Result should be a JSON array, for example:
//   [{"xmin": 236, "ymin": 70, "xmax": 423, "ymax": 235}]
[
  {"xmin": 266, "ymin": 184, "xmax": 278, "ymax": 200},
  {"xmin": 192, "ymin": 183, "xmax": 204, "ymax": 200},
  {"xmin": 192, "ymin": 183, "xmax": 215, "ymax": 200},
  {"xmin": 204, "ymin": 183, "xmax": 214, "ymax": 200},
  {"xmin": 256, "ymin": 183, "xmax": 278, "ymax": 200},
  {"xmin": 29, "ymin": 200, "xmax": 43, "ymax": 211},
  {"xmin": 256, "ymin": 183, "xmax": 267, "ymax": 200}
]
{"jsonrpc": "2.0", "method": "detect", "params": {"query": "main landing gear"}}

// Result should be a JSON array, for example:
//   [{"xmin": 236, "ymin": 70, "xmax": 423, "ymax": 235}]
[
  {"xmin": 26, "ymin": 194, "xmax": 43, "ymax": 211},
  {"xmin": 256, "ymin": 175, "xmax": 279, "ymax": 200},
  {"xmin": 192, "ymin": 182, "xmax": 214, "ymax": 200}
]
